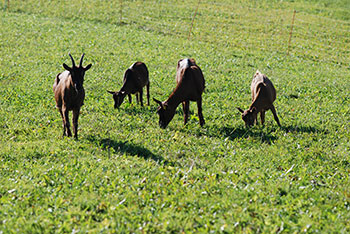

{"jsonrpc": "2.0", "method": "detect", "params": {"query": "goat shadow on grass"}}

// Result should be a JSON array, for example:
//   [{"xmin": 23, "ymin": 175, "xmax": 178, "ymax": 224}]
[
  {"xmin": 281, "ymin": 124, "xmax": 321, "ymax": 134},
  {"xmin": 117, "ymin": 105, "xmax": 156, "ymax": 116},
  {"xmin": 220, "ymin": 126, "xmax": 278, "ymax": 144},
  {"xmin": 87, "ymin": 135, "xmax": 170, "ymax": 165},
  {"xmin": 220, "ymin": 123, "xmax": 322, "ymax": 144}
]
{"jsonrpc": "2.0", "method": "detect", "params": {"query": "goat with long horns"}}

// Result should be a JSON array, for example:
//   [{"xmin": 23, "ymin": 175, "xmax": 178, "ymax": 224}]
[{"xmin": 53, "ymin": 53, "xmax": 92, "ymax": 139}]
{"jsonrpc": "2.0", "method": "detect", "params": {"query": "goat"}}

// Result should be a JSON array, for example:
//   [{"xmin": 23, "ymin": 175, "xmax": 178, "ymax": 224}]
[
  {"xmin": 237, "ymin": 70, "xmax": 281, "ymax": 127},
  {"xmin": 153, "ymin": 58, "xmax": 205, "ymax": 129},
  {"xmin": 107, "ymin": 62, "xmax": 150, "ymax": 109},
  {"xmin": 53, "ymin": 53, "xmax": 92, "ymax": 139}
]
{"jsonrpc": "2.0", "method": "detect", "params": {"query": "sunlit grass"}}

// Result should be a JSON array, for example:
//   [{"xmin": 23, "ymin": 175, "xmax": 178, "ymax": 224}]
[{"xmin": 0, "ymin": 0, "xmax": 349, "ymax": 232}]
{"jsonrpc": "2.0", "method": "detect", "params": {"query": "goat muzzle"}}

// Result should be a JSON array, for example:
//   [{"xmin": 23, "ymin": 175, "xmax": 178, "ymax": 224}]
[{"xmin": 74, "ymin": 84, "xmax": 84, "ymax": 95}]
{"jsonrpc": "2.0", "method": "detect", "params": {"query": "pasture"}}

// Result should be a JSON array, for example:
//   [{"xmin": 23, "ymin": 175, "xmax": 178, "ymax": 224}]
[{"xmin": 0, "ymin": 0, "xmax": 349, "ymax": 232}]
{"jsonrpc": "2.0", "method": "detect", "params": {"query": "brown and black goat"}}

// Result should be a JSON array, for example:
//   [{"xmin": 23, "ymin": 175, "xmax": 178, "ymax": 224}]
[
  {"xmin": 153, "ymin": 58, "xmax": 205, "ymax": 129},
  {"xmin": 53, "ymin": 53, "xmax": 92, "ymax": 139},
  {"xmin": 107, "ymin": 62, "xmax": 150, "ymax": 108},
  {"xmin": 237, "ymin": 70, "xmax": 281, "ymax": 127}
]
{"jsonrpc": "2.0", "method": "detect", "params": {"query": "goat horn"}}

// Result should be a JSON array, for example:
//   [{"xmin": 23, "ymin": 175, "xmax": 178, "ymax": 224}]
[
  {"xmin": 79, "ymin": 53, "xmax": 85, "ymax": 67},
  {"xmin": 69, "ymin": 53, "xmax": 76, "ymax": 67},
  {"xmin": 236, "ymin": 107, "xmax": 244, "ymax": 113},
  {"xmin": 153, "ymin": 98, "xmax": 164, "ymax": 108}
]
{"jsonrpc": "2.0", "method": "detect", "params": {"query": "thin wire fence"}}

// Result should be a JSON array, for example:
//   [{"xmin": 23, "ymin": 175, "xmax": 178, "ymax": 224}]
[{"xmin": 2, "ymin": 0, "xmax": 350, "ymax": 66}]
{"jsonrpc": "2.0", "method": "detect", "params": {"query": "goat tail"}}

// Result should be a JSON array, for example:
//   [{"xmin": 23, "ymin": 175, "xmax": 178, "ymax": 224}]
[
  {"xmin": 55, "ymin": 73, "xmax": 61, "ymax": 85},
  {"xmin": 53, "ymin": 73, "xmax": 61, "ymax": 91}
]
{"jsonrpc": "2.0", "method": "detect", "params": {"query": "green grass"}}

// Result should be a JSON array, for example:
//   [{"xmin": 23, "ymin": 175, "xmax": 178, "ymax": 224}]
[{"xmin": 0, "ymin": 0, "xmax": 349, "ymax": 232}]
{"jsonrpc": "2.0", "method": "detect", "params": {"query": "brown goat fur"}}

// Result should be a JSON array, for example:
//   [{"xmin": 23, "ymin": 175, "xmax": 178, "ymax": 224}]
[
  {"xmin": 53, "ymin": 54, "xmax": 92, "ymax": 139},
  {"xmin": 107, "ymin": 62, "xmax": 150, "ymax": 109},
  {"xmin": 237, "ymin": 70, "xmax": 281, "ymax": 127},
  {"xmin": 153, "ymin": 58, "xmax": 205, "ymax": 129}
]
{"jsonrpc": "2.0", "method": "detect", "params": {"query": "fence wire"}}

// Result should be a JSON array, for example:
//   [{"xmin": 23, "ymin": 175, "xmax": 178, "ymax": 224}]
[{"xmin": 3, "ymin": 0, "xmax": 350, "ymax": 66}]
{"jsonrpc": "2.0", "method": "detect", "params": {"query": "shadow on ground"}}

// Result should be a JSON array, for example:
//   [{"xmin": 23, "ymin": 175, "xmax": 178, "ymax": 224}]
[
  {"xmin": 220, "ymin": 126, "xmax": 278, "ymax": 144},
  {"xmin": 177, "ymin": 123, "xmax": 279, "ymax": 144},
  {"xmin": 281, "ymin": 124, "xmax": 320, "ymax": 134},
  {"xmin": 177, "ymin": 119, "xmax": 323, "ymax": 144},
  {"xmin": 87, "ymin": 135, "xmax": 171, "ymax": 165},
  {"xmin": 218, "ymin": 123, "xmax": 321, "ymax": 143},
  {"xmin": 109, "ymin": 103, "xmax": 160, "ymax": 117}
]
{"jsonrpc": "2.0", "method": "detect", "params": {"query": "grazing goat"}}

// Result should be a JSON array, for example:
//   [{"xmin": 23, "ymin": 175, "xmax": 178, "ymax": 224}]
[
  {"xmin": 237, "ymin": 70, "xmax": 281, "ymax": 127},
  {"xmin": 153, "ymin": 58, "xmax": 205, "ymax": 128},
  {"xmin": 53, "ymin": 54, "xmax": 92, "ymax": 139},
  {"xmin": 107, "ymin": 62, "xmax": 150, "ymax": 108}
]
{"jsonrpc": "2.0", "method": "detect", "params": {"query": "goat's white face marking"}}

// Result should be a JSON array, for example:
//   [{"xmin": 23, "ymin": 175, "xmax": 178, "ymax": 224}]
[
  {"xmin": 254, "ymin": 70, "xmax": 262, "ymax": 78},
  {"xmin": 178, "ymin": 59, "xmax": 190, "ymax": 71}
]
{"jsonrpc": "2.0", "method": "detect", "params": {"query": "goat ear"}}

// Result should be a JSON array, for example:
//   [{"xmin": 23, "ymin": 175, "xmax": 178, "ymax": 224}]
[
  {"xmin": 84, "ymin": 64, "xmax": 92, "ymax": 71},
  {"xmin": 236, "ymin": 107, "xmax": 244, "ymax": 113},
  {"xmin": 153, "ymin": 98, "xmax": 164, "ymax": 108},
  {"xmin": 63, "ymin": 63, "xmax": 72, "ymax": 71},
  {"xmin": 107, "ymin": 90, "xmax": 114, "ymax": 94}
]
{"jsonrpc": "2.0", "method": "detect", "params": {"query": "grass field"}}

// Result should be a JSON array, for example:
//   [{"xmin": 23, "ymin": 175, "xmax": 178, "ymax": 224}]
[{"xmin": 0, "ymin": 0, "xmax": 349, "ymax": 232}]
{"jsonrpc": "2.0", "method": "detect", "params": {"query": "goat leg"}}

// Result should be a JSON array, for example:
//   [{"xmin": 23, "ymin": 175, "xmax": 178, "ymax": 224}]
[
  {"xmin": 260, "ymin": 110, "xmax": 265, "ymax": 125},
  {"xmin": 128, "ymin": 94, "xmax": 132, "ymax": 104},
  {"xmin": 63, "ymin": 107, "xmax": 72, "ymax": 137},
  {"xmin": 72, "ymin": 108, "xmax": 80, "ymax": 139},
  {"xmin": 183, "ymin": 101, "xmax": 190, "ymax": 125},
  {"xmin": 270, "ymin": 105, "xmax": 281, "ymax": 127},
  {"xmin": 135, "ymin": 93, "xmax": 139, "ymax": 105},
  {"xmin": 59, "ymin": 108, "xmax": 66, "ymax": 137},
  {"xmin": 146, "ymin": 83, "xmax": 150, "ymax": 106},
  {"xmin": 139, "ymin": 89, "xmax": 143, "ymax": 106},
  {"xmin": 197, "ymin": 98, "xmax": 205, "ymax": 127}
]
